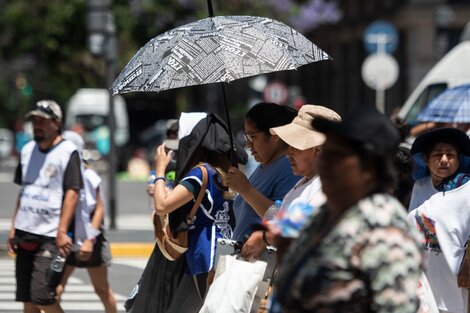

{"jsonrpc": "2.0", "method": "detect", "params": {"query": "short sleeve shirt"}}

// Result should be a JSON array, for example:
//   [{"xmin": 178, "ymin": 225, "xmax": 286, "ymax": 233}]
[
  {"xmin": 232, "ymin": 156, "xmax": 300, "ymax": 241},
  {"xmin": 179, "ymin": 164, "xmax": 233, "ymax": 275}
]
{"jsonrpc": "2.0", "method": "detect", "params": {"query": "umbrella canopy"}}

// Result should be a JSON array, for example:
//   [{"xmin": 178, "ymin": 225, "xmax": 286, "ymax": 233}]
[
  {"xmin": 111, "ymin": 15, "xmax": 330, "ymax": 95},
  {"xmin": 417, "ymin": 83, "xmax": 470, "ymax": 123}
]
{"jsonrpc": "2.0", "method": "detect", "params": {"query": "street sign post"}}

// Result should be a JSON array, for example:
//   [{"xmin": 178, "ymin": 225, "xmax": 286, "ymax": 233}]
[
  {"xmin": 363, "ymin": 20, "xmax": 398, "ymax": 54},
  {"xmin": 361, "ymin": 53, "xmax": 399, "ymax": 113},
  {"xmin": 362, "ymin": 20, "xmax": 400, "ymax": 113}
]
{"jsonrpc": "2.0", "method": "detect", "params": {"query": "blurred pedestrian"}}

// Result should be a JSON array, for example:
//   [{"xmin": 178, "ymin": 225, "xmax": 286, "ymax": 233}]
[
  {"xmin": 127, "ymin": 147, "xmax": 151, "ymax": 180},
  {"xmin": 272, "ymin": 107, "xmax": 423, "ymax": 313},
  {"xmin": 7, "ymin": 100, "xmax": 83, "ymax": 313},
  {"xmin": 408, "ymin": 127, "xmax": 470, "ymax": 313},
  {"xmin": 56, "ymin": 130, "xmax": 117, "ymax": 313},
  {"xmin": 392, "ymin": 144, "xmax": 414, "ymax": 208},
  {"xmin": 226, "ymin": 102, "xmax": 300, "ymax": 243}
]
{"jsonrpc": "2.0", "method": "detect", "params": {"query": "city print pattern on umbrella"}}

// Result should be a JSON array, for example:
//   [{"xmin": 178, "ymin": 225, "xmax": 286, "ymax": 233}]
[
  {"xmin": 112, "ymin": 15, "xmax": 330, "ymax": 95},
  {"xmin": 417, "ymin": 83, "xmax": 470, "ymax": 123}
]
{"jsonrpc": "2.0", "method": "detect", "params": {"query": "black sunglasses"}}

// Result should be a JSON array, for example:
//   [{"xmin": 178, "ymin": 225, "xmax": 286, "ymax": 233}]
[{"xmin": 35, "ymin": 102, "xmax": 58, "ymax": 119}]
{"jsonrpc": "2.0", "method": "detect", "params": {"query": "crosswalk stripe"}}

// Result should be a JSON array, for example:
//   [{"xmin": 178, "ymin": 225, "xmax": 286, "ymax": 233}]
[
  {"xmin": 0, "ymin": 214, "xmax": 155, "ymax": 231},
  {"xmin": 0, "ymin": 301, "xmax": 127, "ymax": 311},
  {"xmin": 60, "ymin": 293, "xmax": 127, "ymax": 301},
  {"xmin": 0, "ymin": 288, "xmax": 127, "ymax": 301},
  {"xmin": 0, "ymin": 258, "xmax": 131, "ymax": 312}
]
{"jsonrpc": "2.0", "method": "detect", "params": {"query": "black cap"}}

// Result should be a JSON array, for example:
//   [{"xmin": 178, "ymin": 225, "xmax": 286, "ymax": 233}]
[
  {"xmin": 312, "ymin": 106, "xmax": 400, "ymax": 157},
  {"xmin": 411, "ymin": 127, "xmax": 470, "ymax": 156}
]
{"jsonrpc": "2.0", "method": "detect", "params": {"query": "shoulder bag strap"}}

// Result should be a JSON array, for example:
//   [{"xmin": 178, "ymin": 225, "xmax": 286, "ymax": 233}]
[{"xmin": 187, "ymin": 164, "xmax": 208, "ymax": 222}]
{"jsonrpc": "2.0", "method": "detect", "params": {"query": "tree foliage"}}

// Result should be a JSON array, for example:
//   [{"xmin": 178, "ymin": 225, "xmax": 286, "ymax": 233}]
[{"xmin": 0, "ymin": 0, "xmax": 340, "ymax": 128}]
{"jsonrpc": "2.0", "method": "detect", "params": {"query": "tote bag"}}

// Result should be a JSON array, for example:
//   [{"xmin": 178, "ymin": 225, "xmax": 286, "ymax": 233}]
[{"xmin": 199, "ymin": 255, "xmax": 267, "ymax": 313}]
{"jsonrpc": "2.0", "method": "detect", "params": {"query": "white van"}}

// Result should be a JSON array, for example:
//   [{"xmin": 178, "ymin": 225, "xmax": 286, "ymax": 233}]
[
  {"xmin": 398, "ymin": 41, "xmax": 470, "ymax": 124},
  {"xmin": 65, "ymin": 88, "xmax": 129, "ymax": 151}
]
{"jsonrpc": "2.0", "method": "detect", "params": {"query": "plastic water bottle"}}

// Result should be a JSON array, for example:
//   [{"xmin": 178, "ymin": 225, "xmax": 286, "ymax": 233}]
[
  {"xmin": 48, "ymin": 253, "xmax": 66, "ymax": 287},
  {"xmin": 50, "ymin": 254, "xmax": 66, "ymax": 273},
  {"xmin": 264, "ymin": 200, "xmax": 282, "ymax": 221},
  {"xmin": 165, "ymin": 170, "xmax": 176, "ymax": 189},
  {"xmin": 148, "ymin": 170, "xmax": 156, "ymax": 212}
]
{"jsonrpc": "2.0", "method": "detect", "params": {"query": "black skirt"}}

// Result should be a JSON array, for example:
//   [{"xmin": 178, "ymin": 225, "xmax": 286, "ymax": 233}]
[{"xmin": 125, "ymin": 242, "xmax": 185, "ymax": 313}]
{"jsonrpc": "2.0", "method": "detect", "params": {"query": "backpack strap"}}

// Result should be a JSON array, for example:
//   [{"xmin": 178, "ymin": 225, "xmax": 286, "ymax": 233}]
[{"xmin": 186, "ymin": 164, "xmax": 208, "ymax": 224}]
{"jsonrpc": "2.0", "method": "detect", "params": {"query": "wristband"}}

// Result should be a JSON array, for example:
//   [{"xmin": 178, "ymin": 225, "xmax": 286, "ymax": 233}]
[
  {"xmin": 262, "ymin": 230, "xmax": 270, "ymax": 246},
  {"xmin": 153, "ymin": 176, "xmax": 167, "ymax": 183}
]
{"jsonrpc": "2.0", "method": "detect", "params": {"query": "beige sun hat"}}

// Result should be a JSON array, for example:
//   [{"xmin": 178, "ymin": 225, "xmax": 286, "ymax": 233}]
[{"xmin": 270, "ymin": 104, "xmax": 341, "ymax": 150}]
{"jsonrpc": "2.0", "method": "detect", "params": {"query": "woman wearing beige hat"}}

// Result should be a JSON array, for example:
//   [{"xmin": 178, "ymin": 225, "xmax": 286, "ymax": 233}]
[{"xmin": 241, "ymin": 104, "xmax": 341, "ymax": 260}]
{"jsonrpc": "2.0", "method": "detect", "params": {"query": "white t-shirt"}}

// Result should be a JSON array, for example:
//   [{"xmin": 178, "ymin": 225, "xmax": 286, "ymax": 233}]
[
  {"xmin": 73, "ymin": 168, "xmax": 103, "ymax": 250},
  {"xmin": 280, "ymin": 176, "xmax": 325, "ymax": 211},
  {"xmin": 409, "ymin": 178, "xmax": 470, "ymax": 313},
  {"xmin": 409, "ymin": 176, "xmax": 437, "ymax": 212}
]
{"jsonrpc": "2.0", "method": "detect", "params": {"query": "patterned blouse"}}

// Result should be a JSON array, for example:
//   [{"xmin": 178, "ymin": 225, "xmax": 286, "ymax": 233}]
[{"xmin": 272, "ymin": 193, "xmax": 423, "ymax": 313}]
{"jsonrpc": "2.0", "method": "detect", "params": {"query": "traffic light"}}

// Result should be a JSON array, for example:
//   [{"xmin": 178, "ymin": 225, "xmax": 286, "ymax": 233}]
[
  {"xmin": 15, "ymin": 74, "xmax": 33, "ymax": 97},
  {"xmin": 86, "ymin": 0, "xmax": 114, "ymax": 58}
]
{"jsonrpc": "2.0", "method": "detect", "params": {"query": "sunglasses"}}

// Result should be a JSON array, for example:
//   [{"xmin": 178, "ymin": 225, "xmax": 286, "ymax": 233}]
[
  {"xmin": 243, "ymin": 131, "xmax": 262, "ymax": 143},
  {"xmin": 35, "ymin": 102, "xmax": 58, "ymax": 119}
]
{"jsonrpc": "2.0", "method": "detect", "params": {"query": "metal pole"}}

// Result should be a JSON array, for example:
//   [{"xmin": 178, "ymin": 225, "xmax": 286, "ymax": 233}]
[
  {"xmin": 376, "ymin": 88, "xmax": 385, "ymax": 113},
  {"xmin": 206, "ymin": 0, "xmax": 214, "ymax": 17},
  {"xmin": 221, "ymin": 84, "xmax": 237, "ymax": 166},
  {"xmin": 105, "ymin": 11, "xmax": 117, "ymax": 230}
]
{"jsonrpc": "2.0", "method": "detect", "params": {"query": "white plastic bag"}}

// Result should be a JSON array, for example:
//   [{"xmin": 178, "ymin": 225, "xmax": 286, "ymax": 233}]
[
  {"xmin": 417, "ymin": 272, "xmax": 439, "ymax": 313},
  {"xmin": 199, "ymin": 255, "xmax": 267, "ymax": 313}
]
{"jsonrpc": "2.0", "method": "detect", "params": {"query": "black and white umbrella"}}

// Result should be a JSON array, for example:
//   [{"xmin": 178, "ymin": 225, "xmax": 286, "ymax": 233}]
[
  {"xmin": 112, "ymin": 2, "xmax": 330, "ymax": 163},
  {"xmin": 112, "ymin": 15, "xmax": 329, "ymax": 94}
]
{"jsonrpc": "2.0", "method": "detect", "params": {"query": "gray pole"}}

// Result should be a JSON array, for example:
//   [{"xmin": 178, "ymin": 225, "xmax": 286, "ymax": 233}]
[
  {"xmin": 86, "ymin": 0, "xmax": 117, "ymax": 229},
  {"xmin": 105, "ymin": 11, "xmax": 117, "ymax": 229}
]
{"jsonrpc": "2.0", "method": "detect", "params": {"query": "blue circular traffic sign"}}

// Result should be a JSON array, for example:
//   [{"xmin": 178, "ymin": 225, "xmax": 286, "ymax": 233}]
[{"xmin": 363, "ymin": 20, "xmax": 398, "ymax": 54}]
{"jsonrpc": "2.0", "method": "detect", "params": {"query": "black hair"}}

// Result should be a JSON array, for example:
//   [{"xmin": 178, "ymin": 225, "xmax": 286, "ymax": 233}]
[
  {"xmin": 166, "ymin": 120, "xmax": 179, "ymax": 139},
  {"xmin": 180, "ymin": 146, "xmax": 233, "ymax": 199},
  {"xmin": 392, "ymin": 146, "xmax": 414, "ymax": 208},
  {"xmin": 245, "ymin": 102, "xmax": 297, "ymax": 135}
]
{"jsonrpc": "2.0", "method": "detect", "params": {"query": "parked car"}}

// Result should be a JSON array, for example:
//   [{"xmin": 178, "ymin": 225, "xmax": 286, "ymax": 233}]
[
  {"xmin": 397, "ymin": 41, "xmax": 470, "ymax": 125},
  {"xmin": 65, "ymin": 88, "xmax": 130, "ymax": 169}
]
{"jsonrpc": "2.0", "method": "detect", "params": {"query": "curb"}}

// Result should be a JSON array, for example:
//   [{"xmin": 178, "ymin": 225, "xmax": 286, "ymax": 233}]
[
  {"xmin": 110, "ymin": 242, "xmax": 154, "ymax": 258},
  {"xmin": 0, "ymin": 243, "xmax": 154, "ymax": 259}
]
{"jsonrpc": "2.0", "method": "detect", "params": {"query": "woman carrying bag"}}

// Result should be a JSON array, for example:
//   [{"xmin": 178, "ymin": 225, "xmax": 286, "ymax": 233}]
[
  {"xmin": 124, "ymin": 113, "xmax": 246, "ymax": 313},
  {"xmin": 154, "ymin": 113, "xmax": 246, "ymax": 313}
]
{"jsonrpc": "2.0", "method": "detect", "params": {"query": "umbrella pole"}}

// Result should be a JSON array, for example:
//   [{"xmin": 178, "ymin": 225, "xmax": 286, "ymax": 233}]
[
  {"xmin": 206, "ymin": 0, "xmax": 214, "ymax": 17},
  {"xmin": 221, "ymin": 83, "xmax": 237, "ymax": 166}
]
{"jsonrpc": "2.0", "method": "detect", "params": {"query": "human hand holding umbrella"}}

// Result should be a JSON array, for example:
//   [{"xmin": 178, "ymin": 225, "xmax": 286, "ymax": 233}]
[{"xmin": 226, "ymin": 166, "xmax": 250, "ymax": 193}]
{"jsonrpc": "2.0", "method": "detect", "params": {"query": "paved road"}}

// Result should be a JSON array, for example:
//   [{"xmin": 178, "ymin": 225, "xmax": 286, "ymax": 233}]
[{"xmin": 0, "ymin": 257, "xmax": 148, "ymax": 313}]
